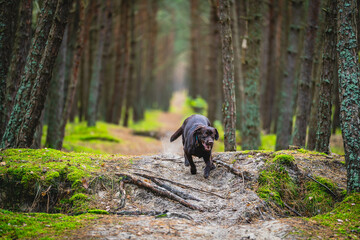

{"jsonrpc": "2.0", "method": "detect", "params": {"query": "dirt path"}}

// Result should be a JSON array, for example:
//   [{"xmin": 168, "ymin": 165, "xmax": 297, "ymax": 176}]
[{"xmin": 70, "ymin": 151, "xmax": 342, "ymax": 239}]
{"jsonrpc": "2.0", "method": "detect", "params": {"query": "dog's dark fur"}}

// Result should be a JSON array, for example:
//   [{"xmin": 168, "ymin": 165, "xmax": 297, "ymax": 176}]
[{"xmin": 170, "ymin": 114, "xmax": 219, "ymax": 178}]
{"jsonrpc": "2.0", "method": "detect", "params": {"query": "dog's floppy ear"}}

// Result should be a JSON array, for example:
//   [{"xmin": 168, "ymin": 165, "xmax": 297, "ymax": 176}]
[{"xmin": 214, "ymin": 128, "xmax": 219, "ymax": 140}]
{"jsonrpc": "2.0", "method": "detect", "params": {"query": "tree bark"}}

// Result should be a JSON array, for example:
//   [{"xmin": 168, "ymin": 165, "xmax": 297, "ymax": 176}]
[
  {"xmin": 337, "ymin": 0, "xmax": 360, "ymax": 193},
  {"xmin": 189, "ymin": 0, "xmax": 200, "ymax": 99},
  {"xmin": 1, "ymin": 0, "xmax": 71, "ymax": 148},
  {"xmin": 208, "ymin": 0, "xmax": 220, "ymax": 124},
  {"xmin": 292, "ymin": 0, "xmax": 320, "ymax": 147},
  {"xmin": 275, "ymin": 0, "xmax": 304, "ymax": 150},
  {"xmin": 315, "ymin": 0, "xmax": 337, "ymax": 153},
  {"xmin": 5, "ymin": 0, "xmax": 32, "ymax": 129},
  {"xmin": 0, "ymin": 0, "xmax": 20, "ymax": 139},
  {"xmin": 241, "ymin": 0, "xmax": 262, "ymax": 150},
  {"xmin": 219, "ymin": 0, "xmax": 236, "ymax": 151},
  {"xmin": 87, "ymin": 0, "xmax": 106, "ymax": 127}
]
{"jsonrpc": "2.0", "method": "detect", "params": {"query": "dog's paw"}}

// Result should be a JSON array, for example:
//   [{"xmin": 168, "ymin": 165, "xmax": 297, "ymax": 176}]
[
  {"xmin": 184, "ymin": 159, "xmax": 190, "ymax": 166},
  {"xmin": 210, "ymin": 163, "xmax": 216, "ymax": 170},
  {"xmin": 191, "ymin": 167, "xmax": 197, "ymax": 175},
  {"xmin": 204, "ymin": 170, "xmax": 210, "ymax": 178}
]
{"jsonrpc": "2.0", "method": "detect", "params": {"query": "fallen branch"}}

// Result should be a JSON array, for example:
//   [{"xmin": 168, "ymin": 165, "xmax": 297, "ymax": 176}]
[
  {"xmin": 131, "ymin": 172, "xmax": 228, "ymax": 199},
  {"xmin": 306, "ymin": 174, "xmax": 338, "ymax": 199},
  {"xmin": 117, "ymin": 173, "xmax": 203, "ymax": 211},
  {"xmin": 212, "ymin": 158, "xmax": 251, "ymax": 181},
  {"xmin": 283, "ymin": 202, "xmax": 302, "ymax": 217},
  {"xmin": 110, "ymin": 210, "xmax": 166, "ymax": 216},
  {"xmin": 117, "ymin": 181, "xmax": 126, "ymax": 209},
  {"xmin": 151, "ymin": 178, "xmax": 201, "ymax": 201}
]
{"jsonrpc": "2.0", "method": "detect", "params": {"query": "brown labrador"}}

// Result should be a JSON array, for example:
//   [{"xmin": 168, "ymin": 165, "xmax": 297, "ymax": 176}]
[{"xmin": 170, "ymin": 114, "xmax": 219, "ymax": 178}]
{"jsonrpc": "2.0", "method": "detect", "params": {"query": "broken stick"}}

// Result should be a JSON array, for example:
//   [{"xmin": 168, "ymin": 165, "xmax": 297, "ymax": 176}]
[
  {"xmin": 150, "ymin": 178, "xmax": 201, "ymax": 201},
  {"xmin": 117, "ymin": 173, "xmax": 203, "ymax": 211}
]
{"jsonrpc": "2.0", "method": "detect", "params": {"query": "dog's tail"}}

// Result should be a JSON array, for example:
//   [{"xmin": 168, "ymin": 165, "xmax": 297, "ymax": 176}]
[{"xmin": 170, "ymin": 127, "xmax": 183, "ymax": 142}]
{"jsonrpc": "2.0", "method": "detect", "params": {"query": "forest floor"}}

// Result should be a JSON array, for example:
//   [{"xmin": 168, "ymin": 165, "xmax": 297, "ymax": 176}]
[{"xmin": 2, "ymin": 92, "xmax": 356, "ymax": 239}]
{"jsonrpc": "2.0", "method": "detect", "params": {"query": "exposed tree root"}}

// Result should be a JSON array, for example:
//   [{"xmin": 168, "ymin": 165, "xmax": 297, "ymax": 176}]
[
  {"xmin": 110, "ymin": 210, "xmax": 193, "ymax": 220},
  {"xmin": 116, "ymin": 173, "xmax": 204, "ymax": 211},
  {"xmin": 212, "ymin": 158, "xmax": 251, "ymax": 181},
  {"xmin": 132, "ymin": 172, "xmax": 228, "ymax": 199},
  {"xmin": 150, "ymin": 178, "xmax": 201, "ymax": 201}
]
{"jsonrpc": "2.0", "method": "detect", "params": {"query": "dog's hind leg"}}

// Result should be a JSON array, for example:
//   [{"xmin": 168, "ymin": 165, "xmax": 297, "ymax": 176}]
[{"xmin": 185, "ymin": 152, "xmax": 196, "ymax": 175}]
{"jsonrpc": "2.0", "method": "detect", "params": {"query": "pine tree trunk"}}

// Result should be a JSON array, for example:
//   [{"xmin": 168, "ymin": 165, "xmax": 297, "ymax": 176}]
[
  {"xmin": 292, "ymin": 0, "xmax": 320, "ymax": 147},
  {"xmin": 5, "ymin": 0, "xmax": 32, "ymax": 128},
  {"xmin": 123, "ymin": 0, "xmax": 136, "ymax": 128},
  {"xmin": 275, "ymin": 0, "xmax": 304, "ymax": 150},
  {"xmin": 208, "ymin": 0, "xmax": 220, "ymax": 124},
  {"xmin": 0, "ymin": 0, "xmax": 20, "ymax": 139},
  {"xmin": 87, "ymin": 0, "xmax": 106, "ymax": 127},
  {"xmin": 45, "ymin": 26, "xmax": 68, "ymax": 149},
  {"xmin": 219, "ymin": 0, "xmax": 236, "ymax": 151},
  {"xmin": 241, "ymin": 0, "xmax": 262, "ymax": 150},
  {"xmin": 315, "ymin": 0, "xmax": 337, "ymax": 153},
  {"xmin": 189, "ymin": 0, "xmax": 200, "ymax": 99},
  {"xmin": 1, "ymin": 0, "xmax": 71, "ymax": 148},
  {"xmin": 337, "ymin": 0, "xmax": 360, "ymax": 193}
]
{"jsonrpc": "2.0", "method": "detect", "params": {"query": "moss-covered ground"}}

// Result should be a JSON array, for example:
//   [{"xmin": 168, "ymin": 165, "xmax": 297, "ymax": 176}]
[{"xmin": 0, "ymin": 209, "xmax": 102, "ymax": 239}]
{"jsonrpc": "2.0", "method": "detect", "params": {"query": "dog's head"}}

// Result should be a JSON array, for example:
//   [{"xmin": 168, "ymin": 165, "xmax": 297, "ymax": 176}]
[{"xmin": 193, "ymin": 125, "xmax": 219, "ymax": 152}]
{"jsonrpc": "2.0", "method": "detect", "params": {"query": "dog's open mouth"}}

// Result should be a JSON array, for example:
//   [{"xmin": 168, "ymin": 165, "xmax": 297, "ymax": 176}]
[{"xmin": 202, "ymin": 142, "xmax": 213, "ymax": 151}]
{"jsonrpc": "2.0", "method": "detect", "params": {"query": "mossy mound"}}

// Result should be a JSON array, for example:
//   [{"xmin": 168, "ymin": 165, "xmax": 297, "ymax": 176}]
[
  {"xmin": 0, "ymin": 149, "xmax": 118, "ymax": 213},
  {"xmin": 257, "ymin": 154, "xmax": 343, "ymax": 217}
]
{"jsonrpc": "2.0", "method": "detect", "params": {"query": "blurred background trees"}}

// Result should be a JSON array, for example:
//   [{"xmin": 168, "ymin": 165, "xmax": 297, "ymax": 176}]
[{"xmin": 0, "ymin": 0, "xmax": 358, "ymax": 163}]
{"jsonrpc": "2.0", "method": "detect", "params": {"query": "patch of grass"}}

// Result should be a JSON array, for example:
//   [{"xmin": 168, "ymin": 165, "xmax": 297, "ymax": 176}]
[
  {"xmin": 87, "ymin": 209, "xmax": 109, "ymax": 215},
  {"xmin": 0, "ymin": 208, "xmax": 99, "ymax": 239},
  {"xmin": 259, "ymin": 134, "xmax": 276, "ymax": 151},
  {"xmin": 128, "ymin": 110, "xmax": 162, "ymax": 132},
  {"xmin": 311, "ymin": 193, "xmax": 360, "ymax": 238}
]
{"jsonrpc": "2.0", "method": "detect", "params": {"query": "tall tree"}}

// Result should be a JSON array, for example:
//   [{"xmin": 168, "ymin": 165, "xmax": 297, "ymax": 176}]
[
  {"xmin": 1, "ymin": 0, "xmax": 71, "ymax": 148},
  {"xmin": 208, "ymin": 0, "xmax": 220, "ymax": 124},
  {"xmin": 189, "ymin": 0, "xmax": 200, "ymax": 99},
  {"xmin": 275, "ymin": 0, "xmax": 304, "ymax": 150},
  {"xmin": 219, "ymin": 0, "xmax": 236, "ymax": 151},
  {"xmin": 5, "ymin": 0, "xmax": 33, "ymax": 126},
  {"xmin": 337, "ymin": 0, "xmax": 360, "ymax": 193},
  {"xmin": 87, "ymin": 0, "xmax": 106, "ymax": 127},
  {"xmin": 315, "ymin": 0, "xmax": 337, "ymax": 153},
  {"xmin": 292, "ymin": 0, "xmax": 320, "ymax": 147},
  {"xmin": 0, "ymin": 1, "xmax": 20, "ymax": 139},
  {"xmin": 241, "ymin": 0, "xmax": 262, "ymax": 150}
]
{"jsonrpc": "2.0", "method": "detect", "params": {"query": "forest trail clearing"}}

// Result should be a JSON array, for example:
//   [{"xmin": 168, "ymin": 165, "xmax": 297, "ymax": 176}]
[{"xmin": 69, "ymin": 150, "xmax": 346, "ymax": 239}]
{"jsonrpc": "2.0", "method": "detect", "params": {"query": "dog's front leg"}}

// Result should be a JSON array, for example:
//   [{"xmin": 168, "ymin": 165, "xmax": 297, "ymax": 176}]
[
  {"xmin": 203, "ymin": 154, "xmax": 212, "ymax": 178},
  {"xmin": 183, "ymin": 150, "xmax": 189, "ymax": 166},
  {"xmin": 185, "ymin": 152, "xmax": 196, "ymax": 174}
]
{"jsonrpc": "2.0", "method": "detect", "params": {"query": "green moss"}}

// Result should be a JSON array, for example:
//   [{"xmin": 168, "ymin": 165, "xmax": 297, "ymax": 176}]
[
  {"xmin": 273, "ymin": 154, "xmax": 295, "ymax": 166},
  {"xmin": 0, "ymin": 208, "xmax": 99, "ymax": 239},
  {"xmin": 311, "ymin": 193, "xmax": 360, "ymax": 238},
  {"xmin": 303, "ymin": 176, "xmax": 338, "ymax": 215},
  {"xmin": 259, "ymin": 134, "xmax": 276, "ymax": 151},
  {"xmin": 69, "ymin": 193, "xmax": 90, "ymax": 213},
  {"xmin": 257, "ymin": 163, "xmax": 298, "ymax": 207},
  {"xmin": 128, "ymin": 110, "xmax": 162, "ymax": 132},
  {"xmin": 88, "ymin": 209, "xmax": 109, "ymax": 215}
]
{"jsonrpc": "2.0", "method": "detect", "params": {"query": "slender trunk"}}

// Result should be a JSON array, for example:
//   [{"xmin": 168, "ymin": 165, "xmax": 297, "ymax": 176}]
[
  {"xmin": 123, "ymin": 0, "xmax": 136, "ymax": 127},
  {"xmin": 45, "ymin": 26, "xmax": 67, "ymax": 149},
  {"xmin": 219, "ymin": 0, "xmax": 236, "ymax": 151},
  {"xmin": 337, "ymin": 0, "xmax": 360, "ymax": 193},
  {"xmin": 275, "ymin": 0, "xmax": 304, "ymax": 150},
  {"xmin": 87, "ymin": 0, "xmax": 106, "ymax": 127},
  {"xmin": 1, "ymin": 0, "xmax": 71, "ymax": 148},
  {"xmin": 208, "ymin": 0, "xmax": 220, "ymax": 124},
  {"xmin": 292, "ymin": 0, "xmax": 320, "ymax": 147},
  {"xmin": 241, "ymin": 0, "xmax": 262, "ymax": 150},
  {"xmin": 189, "ymin": 0, "xmax": 199, "ymax": 99},
  {"xmin": 315, "ymin": 0, "xmax": 337, "ymax": 153}
]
